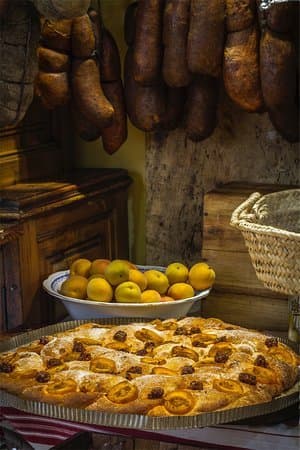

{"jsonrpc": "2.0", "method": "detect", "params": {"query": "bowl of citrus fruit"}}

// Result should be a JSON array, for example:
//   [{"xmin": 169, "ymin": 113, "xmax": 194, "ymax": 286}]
[{"xmin": 43, "ymin": 259, "xmax": 215, "ymax": 319}]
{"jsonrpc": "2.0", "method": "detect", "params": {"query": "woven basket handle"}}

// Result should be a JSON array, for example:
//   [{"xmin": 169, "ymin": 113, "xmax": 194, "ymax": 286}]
[{"xmin": 230, "ymin": 192, "xmax": 262, "ymax": 228}]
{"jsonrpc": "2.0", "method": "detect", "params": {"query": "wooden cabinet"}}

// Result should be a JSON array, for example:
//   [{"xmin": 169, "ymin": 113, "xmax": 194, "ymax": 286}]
[
  {"xmin": 0, "ymin": 169, "xmax": 132, "ymax": 331},
  {"xmin": 0, "ymin": 224, "xmax": 23, "ymax": 332},
  {"xmin": 0, "ymin": 99, "xmax": 66, "ymax": 188},
  {"xmin": 0, "ymin": 89, "xmax": 132, "ymax": 333}
]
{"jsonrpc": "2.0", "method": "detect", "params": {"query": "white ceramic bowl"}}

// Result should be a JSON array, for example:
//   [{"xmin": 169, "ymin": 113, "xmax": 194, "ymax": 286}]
[{"xmin": 42, "ymin": 265, "xmax": 211, "ymax": 320}]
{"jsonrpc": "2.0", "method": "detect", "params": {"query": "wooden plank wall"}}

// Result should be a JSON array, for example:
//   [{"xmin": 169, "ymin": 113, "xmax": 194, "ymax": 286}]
[
  {"xmin": 145, "ymin": 94, "xmax": 298, "ymax": 330},
  {"xmin": 201, "ymin": 183, "xmax": 289, "ymax": 330},
  {"xmin": 145, "ymin": 95, "xmax": 299, "ymax": 265}
]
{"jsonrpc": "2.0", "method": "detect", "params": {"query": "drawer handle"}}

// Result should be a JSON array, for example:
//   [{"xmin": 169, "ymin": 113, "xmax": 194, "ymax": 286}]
[{"xmin": 9, "ymin": 284, "xmax": 18, "ymax": 292}]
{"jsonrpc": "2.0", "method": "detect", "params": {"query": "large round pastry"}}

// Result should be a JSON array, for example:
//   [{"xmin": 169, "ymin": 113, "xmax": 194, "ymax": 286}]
[{"xmin": 0, "ymin": 317, "xmax": 299, "ymax": 416}]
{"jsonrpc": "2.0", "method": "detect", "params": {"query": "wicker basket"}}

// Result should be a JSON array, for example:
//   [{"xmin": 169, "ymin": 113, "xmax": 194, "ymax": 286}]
[{"xmin": 230, "ymin": 189, "xmax": 300, "ymax": 296}]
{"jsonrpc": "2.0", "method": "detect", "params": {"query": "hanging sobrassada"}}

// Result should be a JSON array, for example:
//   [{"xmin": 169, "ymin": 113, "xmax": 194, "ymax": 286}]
[
  {"xmin": 99, "ymin": 26, "xmax": 128, "ymax": 153},
  {"xmin": 260, "ymin": 29, "xmax": 299, "ymax": 143},
  {"xmin": 223, "ymin": 28, "xmax": 264, "ymax": 112},
  {"xmin": 187, "ymin": 0, "xmax": 225, "ymax": 78},
  {"xmin": 162, "ymin": 0, "xmax": 191, "ymax": 88},
  {"xmin": 259, "ymin": 0, "xmax": 299, "ymax": 142},
  {"xmin": 133, "ymin": 0, "xmax": 164, "ymax": 85},
  {"xmin": 71, "ymin": 13, "xmax": 114, "ymax": 130},
  {"xmin": 183, "ymin": 75, "xmax": 219, "ymax": 142},
  {"xmin": 35, "ymin": 18, "xmax": 72, "ymax": 110},
  {"xmin": 225, "ymin": 0, "xmax": 256, "ymax": 32}
]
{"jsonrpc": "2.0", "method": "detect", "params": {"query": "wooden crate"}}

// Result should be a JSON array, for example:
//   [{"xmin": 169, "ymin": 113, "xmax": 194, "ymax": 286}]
[{"xmin": 201, "ymin": 182, "xmax": 290, "ymax": 331}]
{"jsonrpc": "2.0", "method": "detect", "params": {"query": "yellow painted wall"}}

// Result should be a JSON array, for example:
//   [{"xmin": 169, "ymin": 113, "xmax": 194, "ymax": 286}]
[{"xmin": 74, "ymin": 0, "xmax": 146, "ymax": 264}]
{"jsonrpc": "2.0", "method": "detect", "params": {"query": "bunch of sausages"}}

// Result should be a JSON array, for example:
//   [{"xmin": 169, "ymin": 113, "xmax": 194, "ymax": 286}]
[
  {"xmin": 124, "ymin": 0, "xmax": 299, "ymax": 143},
  {"xmin": 33, "ymin": 0, "xmax": 299, "ymax": 148},
  {"xmin": 35, "ymin": 8, "xmax": 127, "ymax": 154}
]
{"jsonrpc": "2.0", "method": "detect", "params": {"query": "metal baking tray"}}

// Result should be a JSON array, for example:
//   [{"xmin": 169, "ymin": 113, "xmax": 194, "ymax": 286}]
[{"xmin": 0, "ymin": 318, "xmax": 299, "ymax": 430}]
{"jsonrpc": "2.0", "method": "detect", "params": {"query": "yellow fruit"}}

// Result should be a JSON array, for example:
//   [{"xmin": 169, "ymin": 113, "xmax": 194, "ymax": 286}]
[
  {"xmin": 114, "ymin": 281, "xmax": 142, "ymax": 303},
  {"xmin": 120, "ymin": 259, "xmax": 138, "ymax": 270},
  {"xmin": 112, "ymin": 259, "xmax": 137, "ymax": 270},
  {"xmin": 104, "ymin": 260, "xmax": 130, "ymax": 286},
  {"xmin": 140, "ymin": 289, "xmax": 161, "ymax": 303},
  {"xmin": 88, "ymin": 274, "xmax": 105, "ymax": 281},
  {"xmin": 160, "ymin": 295, "xmax": 174, "ymax": 302},
  {"xmin": 144, "ymin": 270, "xmax": 169, "ymax": 294},
  {"xmin": 87, "ymin": 277, "xmax": 113, "ymax": 302},
  {"xmin": 90, "ymin": 259, "xmax": 111, "ymax": 276},
  {"xmin": 60, "ymin": 275, "xmax": 88, "ymax": 299},
  {"xmin": 188, "ymin": 262, "xmax": 216, "ymax": 290},
  {"xmin": 107, "ymin": 381, "xmax": 138, "ymax": 403},
  {"xmin": 164, "ymin": 390, "xmax": 195, "ymax": 415},
  {"xmin": 70, "ymin": 258, "xmax": 91, "ymax": 277},
  {"xmin": 167, "ymin": 282, "xmax": 195, "ymax": 300},
  {"xmin": 128, "ymin": 269, "xmax": 147, "ymax": 291},
  {"xmin": 165, "ymin": 262, "xmax": 189, "ymax": 285}
]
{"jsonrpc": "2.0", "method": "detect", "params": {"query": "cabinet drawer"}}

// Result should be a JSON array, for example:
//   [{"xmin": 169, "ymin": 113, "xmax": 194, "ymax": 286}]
[
  {"xmin": 38, "ymin": 213, "xmax": 119, "ymax": 323},
  {"xmin": 35, "ymin": 195, "xmax": 117, "ymax": 237},
  {"xmin": 39, "ymin": 215, "xmax": 115, "ymax": 272},
  {"xmin": 38, "ymin": 211, "xmax": 113, "ymax": 251}
]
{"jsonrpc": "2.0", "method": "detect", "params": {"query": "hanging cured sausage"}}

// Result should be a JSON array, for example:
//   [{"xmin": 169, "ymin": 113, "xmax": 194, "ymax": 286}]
[
  {"xmin": 184, "ymin": 76, "xmax": 219, "ymax": 142},
  {"xmin": 162, "ymin": 0, "xmax": 191, "ymax": 88},
  {"xmin": 260, "ymin": 29, "xmax": 299, "ymax": 143},
  {"xmin": 223, "ymin": 25, "xmax": 264, "ymax": 113},
  {"xmin": 133, "ymin": 0, "xmax": 164, "ymax": 85},
  {"xmin": 187, "ymin": 0, "xmax": 225, "ymax": 78}
]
